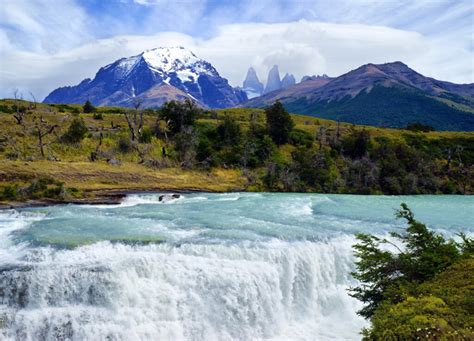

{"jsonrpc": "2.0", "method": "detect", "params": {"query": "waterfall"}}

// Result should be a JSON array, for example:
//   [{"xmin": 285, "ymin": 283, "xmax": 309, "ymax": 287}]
[{"xmin": 0, "ymin": 238, "xmax": 366, "ymax": 340}]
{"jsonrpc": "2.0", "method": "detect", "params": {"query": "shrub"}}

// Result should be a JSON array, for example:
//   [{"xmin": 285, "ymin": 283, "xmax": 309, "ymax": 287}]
[
  {"xmin": 117, "ymin": 136, "xmax": 132, "ymax": 153},
  {"xmin": 139, "ymin": 126, "xmax": 153, "ymax": 143},
  {"xmin": 0, "ymin": 184, "xmax": 18, "ymax": 200},
  {"xmin": 93, "ymin": 112, "xmax": 103, "ymax": 120},
  {"xmin": 289, "ymin": 129, "xmax": 314, "ymax": 147},
  {"xmin": 62, "ymin": 118, "xmax": 88, "ymax": 144},
  {"xmin": 406, "ymin": 122, "xmax": 435, "ymax": 132},
  {"xmin": 26, "ymin": 176, "xmax": 64, "ymax": 199}
]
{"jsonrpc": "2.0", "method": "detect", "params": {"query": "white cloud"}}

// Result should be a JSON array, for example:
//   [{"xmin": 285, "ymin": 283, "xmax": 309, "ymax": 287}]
[
  {"xmin": 0, "ymin": 20, "xmax": 472, "ymax": 100},
  {"xmin": 0, "ymin": 0, "xmax": 91, "ymax": 53}
]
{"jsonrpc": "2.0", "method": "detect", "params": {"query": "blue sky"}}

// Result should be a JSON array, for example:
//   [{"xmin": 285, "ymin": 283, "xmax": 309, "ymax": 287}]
[{"xmin": 1, "ymin": 0, "xmax": 473, "ymax": 99}]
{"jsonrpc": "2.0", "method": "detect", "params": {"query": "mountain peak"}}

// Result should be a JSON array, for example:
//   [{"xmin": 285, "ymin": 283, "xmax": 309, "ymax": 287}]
[
  {"xmin": 264, "ymin": 65, "xmax": 281, "ymax": 94},
  {"xmin": 281, "ymin": 73, "xmax": 296, "ymax": 88},
  {"xmin": 44, "ymin": 47, "xmax": 246, "ymax": 109},
  {"xmin": 242, "ymin": 67, "xmax": 264, "ymax": 98}
]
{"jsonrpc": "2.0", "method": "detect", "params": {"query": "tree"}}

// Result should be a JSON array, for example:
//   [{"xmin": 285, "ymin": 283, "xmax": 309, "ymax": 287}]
[
  {"xmin": 341, "ymin": 128, "xmax": 371, "ymax": 158},
  {"xmin": 34, "ymin": 116, "xmax": 58, "ymax": 158},
  {"xmin": 62, "ymin": 118, "xmax": 88, "ymax": 144},
  {"xmin": 349, "ymin": 204, "xmax": 462, "ymax": 319},
  {"xmin": 160, "ymin": 99, "xmax": 200, "ymax": 135},
  {"xmin": 265, "ymin": 101, "xmax": 294, "ymax": 145},
  {"xmin": 123, "ymin": 98, "xmax": 144, "ymax": 142},
  {"xmin": 83, "ymin": 100, "xmax": 96, "ymax": 113},
  {"xmin": 216, "ymin": 115, "xmax": 242, "ymax": 146},
  {"xmin": 12, "ymin": 89, "xmax": 25, "ymax": 125}
]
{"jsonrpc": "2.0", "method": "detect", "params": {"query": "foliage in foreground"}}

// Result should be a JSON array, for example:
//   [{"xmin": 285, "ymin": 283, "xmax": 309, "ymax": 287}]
[{"xmin": 350, "ymin": 204, "xmax": 473, "ymax": 339}]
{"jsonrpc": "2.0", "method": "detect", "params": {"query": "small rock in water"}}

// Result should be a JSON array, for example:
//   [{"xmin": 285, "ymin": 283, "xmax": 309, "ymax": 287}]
[{"xmin": 159, "ymin": 194, "xmax": 181, "ymax": 202}]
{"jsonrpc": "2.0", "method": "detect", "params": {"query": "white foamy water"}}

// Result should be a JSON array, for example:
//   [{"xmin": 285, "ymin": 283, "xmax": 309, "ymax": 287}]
[{"xmin": 0, "ymin": 193, "xmax": 472, "ymax": 340}]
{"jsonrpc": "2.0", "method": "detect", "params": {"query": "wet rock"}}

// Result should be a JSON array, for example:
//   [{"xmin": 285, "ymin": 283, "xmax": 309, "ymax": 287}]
[{"xmin": 158, "ymin": 194, "xmax": 181, "ymax": 202}]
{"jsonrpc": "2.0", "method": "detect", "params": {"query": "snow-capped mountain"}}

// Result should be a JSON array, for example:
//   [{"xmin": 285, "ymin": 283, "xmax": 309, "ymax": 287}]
[{"xmin": 43, "ymin": 47, "xmax": 247, "ymax": 108}]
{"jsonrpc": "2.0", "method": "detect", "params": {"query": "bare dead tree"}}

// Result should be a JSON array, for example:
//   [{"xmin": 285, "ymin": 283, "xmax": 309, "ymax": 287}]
[
  {"xmin": 123, "ymin": 97, "xmax": 144, "ymax": 141},
  {"xmin": 29, "ymin": 92, "xmax": 37, "ymax": 109},
  {"xmin": 90, "ymin": 128, "xmax": 104, "ymax": 161},
  {"xmin": 12, "ymin": 89, "xmax": 26, "ymax": 125},
  {"xmin": 316, "ymin": 125, "xmax": 327, "ymax": 150},
  {"xmin": 34, "ymin": 116, "xmax": 58, "ymax": 158}
]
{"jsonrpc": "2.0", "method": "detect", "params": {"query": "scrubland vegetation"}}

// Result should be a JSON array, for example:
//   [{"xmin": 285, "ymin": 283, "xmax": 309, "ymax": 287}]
[{"xmin": 0, "ymin": 98, "xmax": 473, "ymax": 203}]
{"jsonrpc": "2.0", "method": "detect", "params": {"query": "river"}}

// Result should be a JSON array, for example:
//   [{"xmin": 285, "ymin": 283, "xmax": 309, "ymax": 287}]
[{"xmin": 1, "ymin": 193, "xmax": 472, "ymax": 340}]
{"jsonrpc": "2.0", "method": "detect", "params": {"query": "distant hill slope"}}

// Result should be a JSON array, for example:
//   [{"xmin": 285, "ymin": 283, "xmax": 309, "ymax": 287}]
[
  {"xmin": 245, "ymin": 62, "xmax": 474, "ymax": 131},
  {"xmin": 44, "ymin": 47, "xmax": 247, "ymax": 109}
]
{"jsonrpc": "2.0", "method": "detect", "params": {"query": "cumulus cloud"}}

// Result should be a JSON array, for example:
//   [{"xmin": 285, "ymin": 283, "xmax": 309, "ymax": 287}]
[{"xmin": 0, "ymin": 20, "xmax": 472, "ymax": 100}]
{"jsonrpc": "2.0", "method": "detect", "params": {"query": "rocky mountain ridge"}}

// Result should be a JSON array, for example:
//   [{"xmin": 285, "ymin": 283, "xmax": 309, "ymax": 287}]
[{"xmin": 44, "ymin": 47, "xmax": 247, "ymax": 109}]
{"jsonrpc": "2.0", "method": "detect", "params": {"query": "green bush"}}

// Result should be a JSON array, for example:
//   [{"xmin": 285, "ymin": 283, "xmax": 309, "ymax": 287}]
[
  {"xmin": 26, "ymin": 176, "xmax": 64, "ymax": 199},
  {"xmin": 62, "ymin": 118, "xmax": 88, "ymax": 144},
  {"xmin": 289, "ymin": 129, "xmax": 314, "ymax": 147},
  {"xmin": 93, "ymin": 112, "xmax": 103, "ymax": 120},
  {"xmin": 117, "ymin": 136, "xmax": 132, "ymax": 153},
  {"xmin": 0, "ymin": 184, "xmax": 18, "ymax": 200},
  {"xmin": 139, "ymin": 126, "xmax": 153, "ymax": 143},
  {"xmin": 366, "ymin": 259, "xmax": 474, "ymax": 340}
]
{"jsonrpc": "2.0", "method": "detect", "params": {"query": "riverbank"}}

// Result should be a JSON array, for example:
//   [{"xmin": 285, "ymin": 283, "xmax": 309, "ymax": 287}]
[{"xmin": 0, "ymin": 160, "xmax": 247, "ymax": 208}]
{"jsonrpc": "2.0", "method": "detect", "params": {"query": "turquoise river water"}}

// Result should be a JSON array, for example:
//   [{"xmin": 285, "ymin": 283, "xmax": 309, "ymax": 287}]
[{"xmin": 0, "ymin": 193, "xmax": 473, "ymax": 340}]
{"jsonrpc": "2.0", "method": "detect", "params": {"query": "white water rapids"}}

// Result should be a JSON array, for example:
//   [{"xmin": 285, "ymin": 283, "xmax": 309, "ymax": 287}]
[{"xmin": 1, "ymin": 193, "xmax": 472, "ymax": 340}]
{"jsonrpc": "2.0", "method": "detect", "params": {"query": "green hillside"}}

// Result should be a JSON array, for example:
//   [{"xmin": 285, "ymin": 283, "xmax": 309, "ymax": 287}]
[
  {"xmin": 284, "ymin": 85, "xmax": 474, "ymax": 131},
  {"xmin": 0, "ymin": 99, "xmax": 473, "ymax": 204}
]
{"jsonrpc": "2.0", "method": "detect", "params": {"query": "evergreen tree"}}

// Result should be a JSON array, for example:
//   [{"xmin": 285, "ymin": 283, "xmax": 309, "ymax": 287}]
[
  {"xmin": 265, "ymin": 101, "xmax": 294, "ymax": 145},
  {"xmin": 83, "ymin": 100, "xmax": 96, "ymax": 113}
]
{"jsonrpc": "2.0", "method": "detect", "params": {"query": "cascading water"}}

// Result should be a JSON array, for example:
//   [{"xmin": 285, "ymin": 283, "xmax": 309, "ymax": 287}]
[{"xmin": 1, "ymin": 193, "xmax": 472, "ymax": 340}]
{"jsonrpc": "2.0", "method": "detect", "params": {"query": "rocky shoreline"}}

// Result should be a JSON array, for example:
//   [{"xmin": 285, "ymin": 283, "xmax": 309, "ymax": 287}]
[{"xmin": 0, "ymin": 188, "xmax": 212, "ymax": 210}]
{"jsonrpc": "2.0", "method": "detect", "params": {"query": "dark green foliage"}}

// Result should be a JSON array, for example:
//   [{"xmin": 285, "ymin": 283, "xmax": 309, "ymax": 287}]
[
  {"xmin": 290, "ymin": 147, "xmax": 336, "ymax": 192},
  {"xmin": 289, "ymin": 129, "xmax": 314, "ymax": 147},
  {"xmin": 161, "ymin": 99, "xmax": 200, "ymax": 135},
  {"xmin": 365, "ymin": 259, "xmax": 474, "ymax": 340},
  {"xmin": 0, "ymin": 105, "xmax": 14, "ymax": 114},
  {"xmin": 139, "ymin": 126, "xmax": 153, "ymax": 143},
  {"xmin": 216, "ymin": 116, "xmax": 242, "ymax": 146},
  {"xmin": 265, "ymin": 101, "xmax": 294, "ymax": 145},
  {"xmin": 0, "ymin": 177, "xmax": 66, "ymax": 201},
  {"xmin": 0, "ymin": 184, "xmax": 18, "ymax": 200},
  {"xmin": 117, "ymin": 136, "xmax": 132, "ymax": 153},
  {"xmin": 93, "ymin": 112, "xmax": 103, "ymax": 120},
  {"xmin": 405, "ymin": 122, "xmax": 434, "ymax": 132},
  {"xmin": 341, "ymin": 129, "xmax": 371, "ymax": 158},
  {"xmin": 284, "ymin": 85, "xmax": 474, "ymax": 131},
  {"xmin": 350, "ymin": 204, "xmax": 464, "ymax": 319},
  {"xmin": 83, "ymin": 100, "xmax": 96, "ymax": 113},
  {"xmin": 26, "ymin": 176, "xmax": 64, "ymax": 199},
  {"xmin": 62, "ymin": 118, "xmax": 88, "ymax": 144}
]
